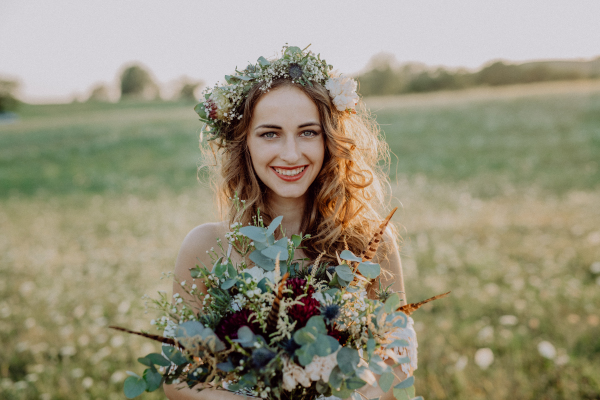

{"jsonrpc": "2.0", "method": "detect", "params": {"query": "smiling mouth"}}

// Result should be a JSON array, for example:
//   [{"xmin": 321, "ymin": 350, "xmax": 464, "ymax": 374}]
[
  {"xmin": 272, "ymin": 166, "xmax": 307, "ymax": 176},
  {"xmin": 270, "ymin": 165, "xmax": 309, "ymax": 182}
]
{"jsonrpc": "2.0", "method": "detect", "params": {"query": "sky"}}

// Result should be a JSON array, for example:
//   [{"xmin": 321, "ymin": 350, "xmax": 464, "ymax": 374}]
[{"xmin": 2, "ymin": 0, "xmax": 600, "ymax": 103}]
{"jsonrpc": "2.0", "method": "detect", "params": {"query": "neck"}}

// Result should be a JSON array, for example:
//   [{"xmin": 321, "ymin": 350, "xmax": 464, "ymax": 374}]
[{"xmin": 266, "ymin": 192, "xmax": 307, "ymax": 237}]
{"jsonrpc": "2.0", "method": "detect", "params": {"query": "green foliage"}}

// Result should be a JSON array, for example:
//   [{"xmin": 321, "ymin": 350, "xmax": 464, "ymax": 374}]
[
  {"xmin": 120, "ymin": 64, "xmax": 159, "ymax": 100},
  {"xmin": 357, "ymin": 53, "xmax": 599, "ymax": 96},
  {"xmin": 0, "ymin": 78, "xmax": 20, "ymax": 113}
]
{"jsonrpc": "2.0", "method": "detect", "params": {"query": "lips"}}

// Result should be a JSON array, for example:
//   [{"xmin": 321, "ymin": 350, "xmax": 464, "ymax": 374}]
[{"xmin": 271, "ymin": 165, "xmax": 308, "ymax": 182}]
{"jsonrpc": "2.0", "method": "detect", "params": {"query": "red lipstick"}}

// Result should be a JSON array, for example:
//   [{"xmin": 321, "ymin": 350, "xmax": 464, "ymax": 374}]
[{"xmin": 270, "ymin": 165, "xmax": 309, "ymax": 182}]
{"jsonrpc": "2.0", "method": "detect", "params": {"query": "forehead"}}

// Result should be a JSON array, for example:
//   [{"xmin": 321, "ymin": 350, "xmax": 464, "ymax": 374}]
[{"xmin": 250, "ymin": 86, "xmax": 320, "ymax": 127}]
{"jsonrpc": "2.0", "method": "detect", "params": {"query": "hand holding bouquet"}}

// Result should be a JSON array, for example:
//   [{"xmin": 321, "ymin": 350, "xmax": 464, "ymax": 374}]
[{"xmin": 111, "ymin": 208, "xmax": 447, "ymax": 400}]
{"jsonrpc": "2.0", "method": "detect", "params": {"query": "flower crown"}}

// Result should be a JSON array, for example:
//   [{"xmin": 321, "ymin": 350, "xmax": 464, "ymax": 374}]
[{"xmin": 194, "ymin": 45, "xmax": 359, "ymax": 142}]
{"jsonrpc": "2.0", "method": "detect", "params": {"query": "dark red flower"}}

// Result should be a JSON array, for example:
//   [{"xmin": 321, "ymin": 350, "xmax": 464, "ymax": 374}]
[
  {"xmin": 215, "ymin": 309, "xmax": 261, "ymax": 342},
  {"xmin": 288, "ymin": 296, "xmax": 321, "ymax": 329},
  {"xmin": 286, "ymin": 278, "xmax": 315, "ymax": 298}
]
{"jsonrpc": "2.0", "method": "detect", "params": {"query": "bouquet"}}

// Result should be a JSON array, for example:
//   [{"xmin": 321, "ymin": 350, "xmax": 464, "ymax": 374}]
[{"xmin": 111, "ymin": 205, "xmax": 448, "ymax": 400}]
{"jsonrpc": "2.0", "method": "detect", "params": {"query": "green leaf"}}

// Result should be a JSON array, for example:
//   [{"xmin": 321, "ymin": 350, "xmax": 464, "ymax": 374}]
[
  {"xmin": 194, "ymin": 102, "xmax": 207, "ymax": 119},
  {"xmin": 313, "ymin": 334, "xmax": 338, "ymax": 356},
  {"xmin": 337, "ymin": 347, "xmax": 360, "ymax": 375},
  {"xmin": 328, "ymin": 366, "xmax": 344, "ymax": 390},
  {"xmin": 257, "ymin": 277, "xmax": 269, "ymax": 293},
  {"xmin": 346, "ymin": 376, "xmax": 367, "ymax": 390},
  {"xmin": 331, "ymin": 383, "xmax": 353, "ymax": 400},
  {"xmin": 221, "ymin": 278, "xmax": 237, "ymax": 290},
  {"xmin": 354, "ymin": 365, "xmax": 376, "ymax": 385},
  {"xmin": 249, "ymin": 249, "xmax": 276, "ymax": 271},
  {"xmin": 393, "ymin": 385, "xmax": 415, "ymax": 400},
  {"xmin": 340, "ymin": 250, "xmax": 362, "ymax": 262},
  {"xmin": 369, "ymin": 354, "xmax": 391, "ymax": 375},
  {"xmin": 388, "ymin": 339, "xmax": 409, "ymax": 348},
  {"xmin": 274, "ymin": 238, "xmax": 288, "ymax": 248},
  {"xmin": 350, "ymin": 392, "xmax": 363, "ymax": 400},
  {"xmin": 143, "ymin": 368, "xmax": 163, "ymax": 392},
  {"xmin": 257, "ymin": 56, "xmax": 270, "ymax": 66},
  {"xmin": 335, "ymin": 265, "xmax": 355, "ymax": 281},
  {"xmin": 358, "ymin": 262, "xmax": 381, "ymax": 279},
  {"xmin": 266, "ymin": 215, "xmax": 283, "ymax": 236},
  {"xmin": 384, "ymin": 293, "xmax": 400, "ymax": 314},
  {"xmin": 291, "ymin": 234, "xmax": 302, "ymax": 247},
  {"xmin": 137, "ymin": 356, "xmax": 152, "ymax": 367},
  {"xmin": 394, "ymin": 376, "xmax": 414, "ymax": 390},
  {"xmin": 124, "ymin": 375, "xmax": 147, "ymax": 398},
  {"xmin": 217, "ymin": 360, "xmax": 234, "ymax": 372},
  {"xmin": 162, "ymin": 345, "xmax": 188, "ymax": 366},
  {"xmin": 233, "ymin": 326, "xmax": 256, "ymax": 346},
  {"xmin": 224, "ymin": 75, "xmax": 233, "ymax": 84},
  {"xmin": 379, "ymin": 371, "xmax": 395, "ymax": 393},
  {"xmin": 261, "ymin": 245, "xmax": 288, "ymax": 261},
  {"xmin": 214, "ymin": 263, "xmax": 227, "ymax": 277},
  {"xmin": 296, "ymin": 346, "xmax": 315, "ymax": 366},
  {"xmin": 305, "ymin": 316, "xmax": 327, "ymax": 334},
  {"xmin": 285, "ymin": 46, "xmax": 302, "ymax": 56},
  {"xmin": 146, "ymin": 353, "xmax": 171, "ymax": 367},
  {"xmin": 367, "ymin": 338, "xmax": 376, "ymax": 359},
  {"xmin": 239, "ymin": 226, "xmax": 267, "ymax": 242},
  {"xmin": 227, "ymin": 263, "xmax": 237, "ymax": 278},
  {"xmin": 175, "ymin": 320, "xmax": 205, "ymax": 339},
  {"xmin": 294, "ymin": 328, "xmax": 316, "ymax": 345}
]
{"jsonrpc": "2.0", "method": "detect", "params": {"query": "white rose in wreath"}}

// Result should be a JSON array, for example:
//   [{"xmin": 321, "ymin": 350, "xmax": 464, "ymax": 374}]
[{"xmin": 325, "ymin": 75, "xmax": 359, "ymax": 112}]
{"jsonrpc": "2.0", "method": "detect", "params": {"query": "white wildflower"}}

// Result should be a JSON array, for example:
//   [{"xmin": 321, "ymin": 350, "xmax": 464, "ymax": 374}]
[
  {"xmin": 474, "ymin": 348, "xmax": 494, "ymax": 370},
  {"xmin": 537, "ymin": 341, "xmax": 557, "ymax": 359}
]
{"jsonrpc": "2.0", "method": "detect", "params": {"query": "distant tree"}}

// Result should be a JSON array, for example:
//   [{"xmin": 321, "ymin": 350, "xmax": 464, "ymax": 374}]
[
  {"xmin": 356, "ymin": 53, "xmax": 405, "ymax": 96},
  {"xmin": 87, "ymin": 84, "xmax": 111, "ymax": 102},
  {"xmin": 0, "ymin": 79, "xmax": 19, "ymax": 113},
  {"xmin": 178, "ymin": 78, "xmax": 204, "ymax": 102},
  {"xmin": 119, "ymin": 64, "xmax": 159, "ymax": 100}
]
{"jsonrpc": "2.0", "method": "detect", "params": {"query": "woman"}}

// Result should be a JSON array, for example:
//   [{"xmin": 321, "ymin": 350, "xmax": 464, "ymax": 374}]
[{"xmin": 164, "ymin": 46, "xmax": 416, "ymax": 400}]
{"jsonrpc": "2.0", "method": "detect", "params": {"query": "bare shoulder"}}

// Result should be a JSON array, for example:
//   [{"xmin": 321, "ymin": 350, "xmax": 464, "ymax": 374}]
[{"xmin": 174, "ymin": 222, "xmax": 228, "ymax": 280}]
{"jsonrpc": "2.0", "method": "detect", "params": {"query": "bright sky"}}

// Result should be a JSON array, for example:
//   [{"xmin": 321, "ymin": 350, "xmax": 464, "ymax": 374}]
[{"xmin": 2, "ymin": 0, "xmax": 599, "ymax": 103}]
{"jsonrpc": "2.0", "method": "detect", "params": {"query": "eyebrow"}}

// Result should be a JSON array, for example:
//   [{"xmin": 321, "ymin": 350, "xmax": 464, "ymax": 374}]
[{"xmin": 254, "ymin": 122, "xmax": 321, "ymax": 131}]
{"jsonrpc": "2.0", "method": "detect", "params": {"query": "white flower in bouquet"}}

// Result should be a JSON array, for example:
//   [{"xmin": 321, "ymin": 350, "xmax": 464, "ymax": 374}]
[
  {"xmin": 325, "ymin": 75, "xmax": 359, "ymax": 112},
  {"xmin": 244, "ymin": 266, "xmax": 275, "ymax": 283},
  {"xmin": 304, "ymin": 351, "xmax": 338, "ymax": 382},
  {"xmin": 282, "ymin": 356, "xmax": 311, "ymax": 391}
]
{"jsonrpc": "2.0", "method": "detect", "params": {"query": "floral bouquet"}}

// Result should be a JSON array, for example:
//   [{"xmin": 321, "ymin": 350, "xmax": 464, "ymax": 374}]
[{"xmin": 111, "ymin": 206, "xmax": 447, "ymax": 400}]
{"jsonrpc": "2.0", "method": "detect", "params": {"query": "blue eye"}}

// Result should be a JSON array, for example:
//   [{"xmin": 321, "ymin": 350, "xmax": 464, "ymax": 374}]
[
  {"xmin": 301, "ymin": 130, "xmax": 318, "ymax": 137},
  {"xmin": 261, "ymin": 132, "xmax": 277, "ymax": 138}
]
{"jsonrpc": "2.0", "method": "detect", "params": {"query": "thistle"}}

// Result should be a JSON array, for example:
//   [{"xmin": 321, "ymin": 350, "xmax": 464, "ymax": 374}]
[{"xmin": 374, "ymin": 280, "xmax": 395, "ymax": 302}]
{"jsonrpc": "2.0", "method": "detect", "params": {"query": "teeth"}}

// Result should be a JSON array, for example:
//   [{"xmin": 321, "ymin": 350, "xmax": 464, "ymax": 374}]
[{"xmin": 274, "ymin": 166, "xmax": 306, "ymax": 176}]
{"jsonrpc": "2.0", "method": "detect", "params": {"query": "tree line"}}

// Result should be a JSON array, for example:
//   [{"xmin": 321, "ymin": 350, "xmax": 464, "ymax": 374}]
[
  {"xmin": 356, "ymin": 54, "xmax": 600, "ymax": 96},
  {"xmin": 2, "ymin": 55, "xmax": 599, "ymax": 113}
]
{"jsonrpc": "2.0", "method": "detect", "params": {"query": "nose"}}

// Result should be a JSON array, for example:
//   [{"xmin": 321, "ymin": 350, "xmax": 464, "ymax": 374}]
[{"xmin": 280, "ymin": 135, "xmax": 301, "ymax": 164}]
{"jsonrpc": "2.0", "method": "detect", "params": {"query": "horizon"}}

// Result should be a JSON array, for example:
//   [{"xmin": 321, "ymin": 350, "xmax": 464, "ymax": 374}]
[{"xmin": 2, "ymin": 0, "xmax": 600, "ymax": 104}]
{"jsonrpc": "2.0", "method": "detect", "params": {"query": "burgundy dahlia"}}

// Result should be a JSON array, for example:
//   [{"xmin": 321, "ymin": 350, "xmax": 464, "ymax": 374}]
[
  {"xmin": 215, "ymin": 309, "xmax": 261, "ymax": 342},
  {"xmin": 288, "ymin": 296, "xmax": 321, "ymax": 329},
  {"xmin": 286, "ymin": 278, "xmax": 315, "ymax": 298}
]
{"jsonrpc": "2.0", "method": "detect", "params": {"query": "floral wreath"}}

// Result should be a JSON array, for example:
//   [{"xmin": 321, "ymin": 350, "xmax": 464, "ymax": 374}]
[{"xmin": 194, "ymin": 45, "xmax": 360, "ymax": 142}]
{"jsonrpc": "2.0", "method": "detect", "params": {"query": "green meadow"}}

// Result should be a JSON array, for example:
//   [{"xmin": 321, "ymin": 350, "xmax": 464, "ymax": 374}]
[{"xmin": 1, "ymin": 80, "xmax": 599, "ymax": 400}]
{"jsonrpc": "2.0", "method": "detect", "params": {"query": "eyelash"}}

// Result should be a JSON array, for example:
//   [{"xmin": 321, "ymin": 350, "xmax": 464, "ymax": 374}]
[{"xmin": 260, "ymin": 130, "xmax": 319, "ymax": 139}]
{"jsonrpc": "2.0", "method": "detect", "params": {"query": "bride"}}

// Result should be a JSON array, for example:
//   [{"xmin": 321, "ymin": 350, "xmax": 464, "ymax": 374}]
[{"xmin": 164, "ymin": 45, "xmax": 416, "ymax": 400}]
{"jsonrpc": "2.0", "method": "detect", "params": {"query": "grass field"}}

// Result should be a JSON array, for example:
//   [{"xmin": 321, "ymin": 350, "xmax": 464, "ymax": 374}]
[{"xmin": 1, "ymin": 80, "xmax": 599, "ymax": 400}]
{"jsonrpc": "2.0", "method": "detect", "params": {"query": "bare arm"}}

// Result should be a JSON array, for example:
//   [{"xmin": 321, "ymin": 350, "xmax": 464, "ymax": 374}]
[
  {"xmin": 369, "ymin": 228, "xmax": 407, "ymax": 304},
  {"xmin": 163, "ymin": 223, "xmax": 252, "ymax": 400}
]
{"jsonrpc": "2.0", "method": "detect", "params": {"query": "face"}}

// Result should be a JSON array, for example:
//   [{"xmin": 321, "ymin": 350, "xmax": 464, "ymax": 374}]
[{"xmin": 246, "ymin": 85, "xmax": 325, "ymax": 202}]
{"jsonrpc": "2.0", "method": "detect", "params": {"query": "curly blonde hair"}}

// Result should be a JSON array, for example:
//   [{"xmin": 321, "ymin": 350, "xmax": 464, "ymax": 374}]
[{"xmin": 201, "ymin": 78, "xmax": 395, "ymax": 263}]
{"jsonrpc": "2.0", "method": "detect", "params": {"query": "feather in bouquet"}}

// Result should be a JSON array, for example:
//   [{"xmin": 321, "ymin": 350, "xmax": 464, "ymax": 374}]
[{"xmin": 111, "ymin": 207, "xmax": 448, "ymax": 400}]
